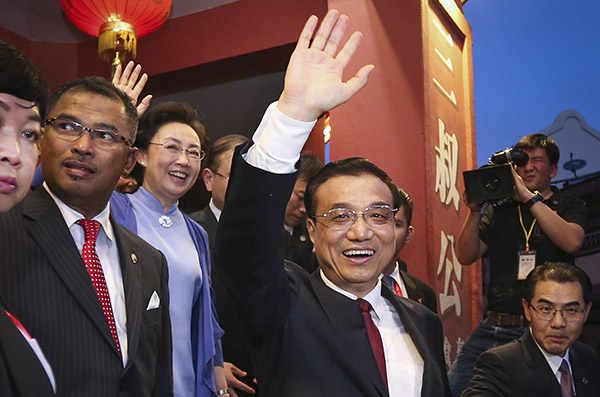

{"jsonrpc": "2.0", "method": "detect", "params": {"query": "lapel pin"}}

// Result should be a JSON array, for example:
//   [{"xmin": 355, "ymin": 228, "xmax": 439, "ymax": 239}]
[
  {"xmin": 131, "ymin": 253, "xmax": 138, "ymax": 264},
  {"xmin": 582, "ymin": 377, "xmax": 588, "ymax": 385}
]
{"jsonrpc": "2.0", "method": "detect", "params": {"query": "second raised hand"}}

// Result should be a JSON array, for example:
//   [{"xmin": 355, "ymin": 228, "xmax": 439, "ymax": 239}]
[
  {"xmin": 277, "ymin": 9, "xmax": 375, "ymax": 122},
  {"xmin": 112, "ymin": 61, "xmax": 153, "ymax": 117}
]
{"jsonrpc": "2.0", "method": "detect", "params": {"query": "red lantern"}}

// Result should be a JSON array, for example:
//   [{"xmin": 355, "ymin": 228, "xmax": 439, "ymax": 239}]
[{"xmin": 61, "ymin": 0, "xmax": 172, "ymax": 67}]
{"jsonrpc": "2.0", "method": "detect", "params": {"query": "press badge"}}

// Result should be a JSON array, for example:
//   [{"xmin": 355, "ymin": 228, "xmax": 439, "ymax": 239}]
[{"xmin": 517, "ymin": 250, "xmax": 536, "ymax": 280}]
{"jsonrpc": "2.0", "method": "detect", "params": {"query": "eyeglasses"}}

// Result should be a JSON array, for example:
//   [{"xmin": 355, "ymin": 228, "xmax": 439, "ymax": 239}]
[
  {"xmin": 213, "ymin": 170, "xmax": 229, "ymax": 181},
  {"xmin": 149, "ymin": 142, "xmax": 205, "ymax": 160},
  {"xmin": 44, "ymin": 118, "xmax": 131, "ymax": 147},
  {"xmin": 312, "ymin": 205, "xmax": 398, "ymax": 230},
  {"xmin": 529, "ymin": 304, "xmax": 586, "ymax": 322}
]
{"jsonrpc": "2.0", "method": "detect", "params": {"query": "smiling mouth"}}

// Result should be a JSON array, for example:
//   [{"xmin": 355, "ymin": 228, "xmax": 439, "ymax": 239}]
[
  {"xmin": 343, "ymin": 249, "xmax": 375, "ymax": 258},
  {"xmin": 168, "ymin": 171, "xmax": 187, "ymax": 180}
]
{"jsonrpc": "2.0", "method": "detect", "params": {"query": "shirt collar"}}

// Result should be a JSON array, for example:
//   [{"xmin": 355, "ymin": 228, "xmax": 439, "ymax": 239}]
[
  {"xmin": 388, "ymin": 262, "xmax": 401, "ymax": 284},
  {"xmin": 530, "ymin": 327, "xmax": 571, "ymax": 375},
  {"xmin": 43, "ymin": 182, "xmax": 114, "ymax": 242},
  {"xmin": 319, "ymin": 269, "xmax": 385, "ymax": 323},
  {"xmin": 134, "ymin": 186, "xmax": 178, "ymax": 214},
  {"xmin": 209, "ymin": 199, "xmax": 222, "ymax": 221}
]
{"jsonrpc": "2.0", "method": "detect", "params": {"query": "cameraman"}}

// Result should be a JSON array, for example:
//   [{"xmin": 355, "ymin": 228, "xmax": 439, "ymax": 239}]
[{"xmin": 448, "ymin": 133, "xmax": 588, "ymax": 397}]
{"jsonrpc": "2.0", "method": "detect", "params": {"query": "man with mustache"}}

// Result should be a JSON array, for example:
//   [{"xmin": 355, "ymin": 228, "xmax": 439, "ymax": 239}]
[{"xmin": 0, "ymin": 76, "xmax": 172, "ymax": 396}]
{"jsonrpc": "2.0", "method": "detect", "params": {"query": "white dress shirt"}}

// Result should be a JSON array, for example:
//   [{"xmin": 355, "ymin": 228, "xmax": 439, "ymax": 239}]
[
  {"xmin": 43, "ymin": 183, "xmax": 128, "ymax": 366},
  {"xmin": 385, "ymin": 262, "xmax": 409, "ymax": 297},
  {"xmin": 531, "ymin": 328, "xmax": 575, "ymax": 393},
  {"xmin": 209, "ymin": 198, "xmax": 222, "ymax": 221},
  {"xmin": 243, "ymin": 103, "xmax": 425, "ymax": 396},
  {"xmin": 321, "ymin": 270, "xmax": 424, "ymax": 396}
]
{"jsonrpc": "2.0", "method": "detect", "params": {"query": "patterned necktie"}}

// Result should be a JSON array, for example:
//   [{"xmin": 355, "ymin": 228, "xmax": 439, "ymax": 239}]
[
  {"xmin": 382, "ymin": 275, "xmax": 403, "ymax": 297},
  {"xmin": 77, "ymin": 219, "xmax": 121, "ymax": 356},
  {"xmin": 559, "ymin": 359, "xmax": 574, "ymax": 397},
  {"xmin": 358, "ymin": 298, "xmax": 387, "ymax": 388}
]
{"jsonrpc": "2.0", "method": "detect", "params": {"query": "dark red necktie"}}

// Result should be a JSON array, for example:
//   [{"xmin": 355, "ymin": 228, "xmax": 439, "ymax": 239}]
[
  {"xmin": 559, "ymin": 359, "xmax": 574, "ymax": 397},
  {"xmin": 77, "ymin": 219, "xmax": 122, "ymax": 356},
  {"xmin": 358, "ymin": 298, "xmax": 387, "ymax": 388},
  {"xmin": 382, "ymin": 275, "xmax": 403, "ymax": 297}
]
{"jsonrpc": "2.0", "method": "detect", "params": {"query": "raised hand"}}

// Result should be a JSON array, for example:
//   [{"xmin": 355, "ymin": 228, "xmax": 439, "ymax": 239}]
[
  {"xmin": 277, "ymin": 9, "xmax": 374, "ymax": 122},
  {"xmin": 112, "ymin": 61, "xmax": 153, "ymax": 117}
]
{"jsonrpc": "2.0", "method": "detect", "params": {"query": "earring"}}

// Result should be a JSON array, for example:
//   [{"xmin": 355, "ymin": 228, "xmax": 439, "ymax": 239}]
[{"xmin": 141, "ymin": 161, "xmax": 145, "ymax": 166}]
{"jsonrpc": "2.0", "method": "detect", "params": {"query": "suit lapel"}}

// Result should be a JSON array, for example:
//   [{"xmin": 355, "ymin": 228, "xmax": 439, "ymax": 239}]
[
  {"xmin": 23, "ymin": 188, "xmax": 120, "ymax": 356},
  {"xmin": 309, "ymin": 274, "xmax": 388, "ymax": 396},
  {"xmin": 520, "ymin": 332, "xmax": 563, "ymax": 395},
  {"xmin": 381, "ymin": 285, "xmax": 439, "ymax": 395},
  {"xmin": 570, "ymin": 344, "xmax": 593, "ymax": 396},
  {"xmin": 400, "ymin": 270, "xmax": 422, "ymax": 302},
  {"xmin": 113, "ymin": 222, "xmax": 143, "ymax": 371}
]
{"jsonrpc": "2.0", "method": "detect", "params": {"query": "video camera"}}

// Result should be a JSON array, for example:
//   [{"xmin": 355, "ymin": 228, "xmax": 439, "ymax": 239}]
[{"xmin": 462, "ymin": 148, "xmax": 529, "ymax": 204}]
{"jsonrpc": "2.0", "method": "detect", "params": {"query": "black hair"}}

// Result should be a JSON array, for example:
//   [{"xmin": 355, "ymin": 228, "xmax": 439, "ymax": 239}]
[
  {"xmin": 523, "ymin": 262, "xmax": 592, "ymax": 304},
  {"xmin": 305, "ymin": 157, "xmax": 399, "ymax": 218},
  {"xmin": 132, "ymin": 101, "xmax": 209, "ymax": 184},
  {"xmin": 297, "ymin": 153, "xmax": 324, "ymax": 184},
  {"xmin": 396, "ymin": 187, "xmax": 413, "ymax": 226},
  {"xmin": 47, "ymin": 76, "xmax": 138, "ymax": 141},
  {"xmin": 0, "ymin": 40, "xmax": 49, "ymax": 117},
  {"xmin": 514, "ymin": 133, "xmax": 560, "ymax": 165}
]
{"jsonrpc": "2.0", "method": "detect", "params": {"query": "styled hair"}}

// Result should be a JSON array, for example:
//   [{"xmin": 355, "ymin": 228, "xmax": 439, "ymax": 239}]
[
  {"xmin": 297, "ymin": 153, "xmax": 324, "ymax": 183},
  {"xmin": 47, "ymin": 76, "xmax": 138, "ymax": 140},
  {"xmin": 523, "ymin": 262, "xmax": 592, "ymax": 304},
  {"xmin": 396, "ymin": 187, "xmax": 413, "ymax": 226},
  {"xmin": 514, "ymin": 133, "xmax": 560, "ymax": 165},
  {"xmin": 0, "ymin": 40, "xmax": 49, "ymax": 117},
  {"xmin": 305, "ymin": 157, "xmax": 399, "ymax": 218},
  {"xmin": 206, "ymin": 134, "xmax": 249, "ymax": 171},
  {"xmin": 131, "ymin": 101, "xmax": 209, "ymax": 184}
]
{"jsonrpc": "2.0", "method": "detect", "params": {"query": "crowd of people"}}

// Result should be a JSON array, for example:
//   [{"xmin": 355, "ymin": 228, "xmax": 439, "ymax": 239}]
[{"xmin": 0, "ymin": 9, "xmax": 598, "ymax": 397}]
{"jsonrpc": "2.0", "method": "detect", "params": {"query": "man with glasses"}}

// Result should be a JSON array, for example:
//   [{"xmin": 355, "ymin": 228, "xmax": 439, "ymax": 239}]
[
  {"xmin": 450, "ymin": 134, "xmax": 588, "ymax": 396},
  {"xmin": 463, "ymin": 262, "xmax": 599, "ymax": 396},
  {"xmin": 0, "ymin": 76, "xmax": 173, "ymax": 396},
  {"xmin": 215, "ymin": 10, "xmax": 449, "ymax": 396}
]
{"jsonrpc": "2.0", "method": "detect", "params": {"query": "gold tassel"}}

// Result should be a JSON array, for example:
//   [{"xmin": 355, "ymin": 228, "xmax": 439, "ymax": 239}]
[{"xmin": 98, "ymin": 21, "xmax": 137, "ymax": 67}]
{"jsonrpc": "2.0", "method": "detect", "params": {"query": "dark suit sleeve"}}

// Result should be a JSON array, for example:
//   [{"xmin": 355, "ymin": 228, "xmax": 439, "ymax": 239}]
[
  {"xmin": 214, "ymin": 145, "xmax": 297, "ymax": 345},
  {"xmin": 461, "ymin": 350, "xmax": 509, "ymax": 397},
  {"xmin": 152, "ymin": 253, "xmax": 173, "ymax": 396}
]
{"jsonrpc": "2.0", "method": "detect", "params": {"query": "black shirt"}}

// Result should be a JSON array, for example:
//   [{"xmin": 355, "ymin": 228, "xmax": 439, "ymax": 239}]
[{"xmin": 479, "ymin": 186, "xmax": 587, "ymax": 314}]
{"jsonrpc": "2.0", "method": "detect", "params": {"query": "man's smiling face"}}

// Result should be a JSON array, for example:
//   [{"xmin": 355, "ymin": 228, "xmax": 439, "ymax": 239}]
[{"xmin": 307, "ymin": 174, "xmax": 396, "ymax": 298}]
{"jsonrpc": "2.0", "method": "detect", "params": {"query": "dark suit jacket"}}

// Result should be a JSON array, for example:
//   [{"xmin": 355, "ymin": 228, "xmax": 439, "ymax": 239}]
[
  {"xmin": 214, "ymin": 147, "xmax": 450, "ymax": 396},
  {"xmin": 0, "ymin": 187, "xmax": 173, "ymax": 396},
  {"xmin": 462, "ymin": 330, "xmax": 600, "ymax": 396},
  {"xmin": 399, "ymin": 263, "xmax": 438, "ymax": 313},
  {"xmin": 0, "ymin": 306, "xmax": 54, "ymax": 396},
  {"xmin": 189, "ymin": 205, "xmax": 257, "ymax": 396},
  {"xmin": 281, "ymin": 222, "xmax": 319, "ymax": 273},
  {"xmin": 189, "ymin": 206, "xmax": 218, "ymax": 254}
]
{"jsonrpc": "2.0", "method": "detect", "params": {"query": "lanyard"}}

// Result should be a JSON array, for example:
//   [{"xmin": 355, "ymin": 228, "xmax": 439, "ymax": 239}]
[{"xmin": 518, "ymin": 204, "xmax": 537, "ymax": 251}]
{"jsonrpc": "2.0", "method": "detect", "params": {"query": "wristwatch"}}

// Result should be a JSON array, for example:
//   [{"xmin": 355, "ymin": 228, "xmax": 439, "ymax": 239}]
[{"xmin": 524, "ymin": 190, "xmax": 543, "ymax": 210}]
